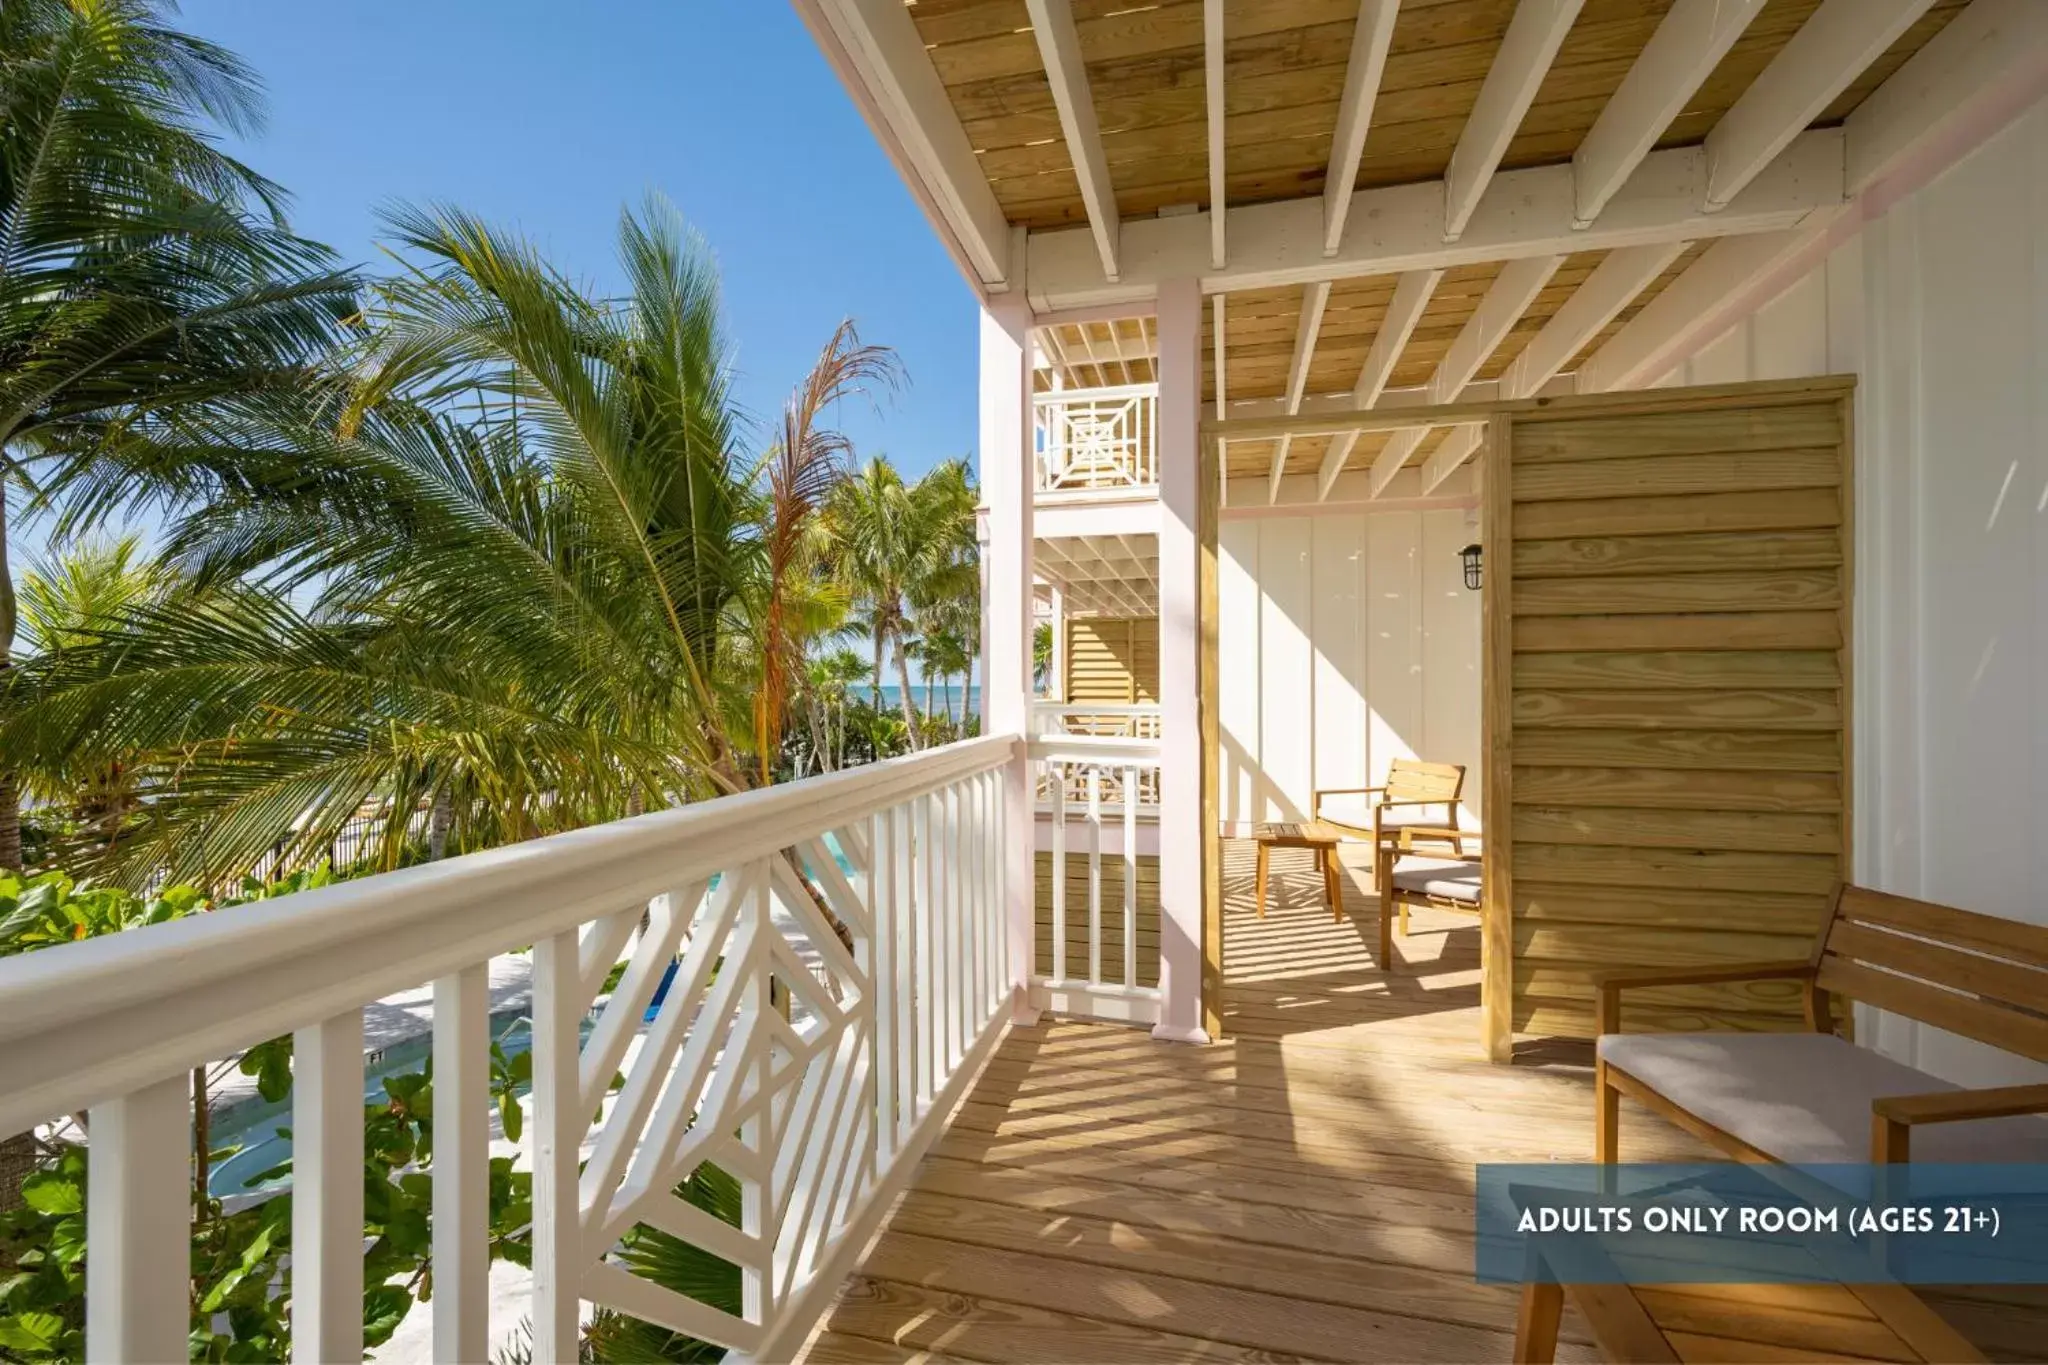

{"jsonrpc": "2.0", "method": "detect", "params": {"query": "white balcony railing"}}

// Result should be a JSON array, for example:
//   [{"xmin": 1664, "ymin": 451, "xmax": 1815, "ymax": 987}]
[
  {"xmin": 1033, "ymin": 383, "xmax": 1158, "ymax": 495},
  {"xmin": 1032, "ymin": 703, "xmax": 1161, "ymax": 809},
  {"xmin": 0, "ymin": 735, "xmax": 1019, "ymax": 1364},
  {"xmin": 1029, "ymin": 733, "xmax": 1163, "ymax": 1026}
]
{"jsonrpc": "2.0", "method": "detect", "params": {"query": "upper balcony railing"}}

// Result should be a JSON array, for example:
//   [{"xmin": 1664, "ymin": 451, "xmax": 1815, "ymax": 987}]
[
  {"xmin": 1033, "ymin": 383, "xmax": 1158, "ymax": 497},
  {"xmin": 0, "ymin": 736, "xmax": 1019, "ymax": 1365}
]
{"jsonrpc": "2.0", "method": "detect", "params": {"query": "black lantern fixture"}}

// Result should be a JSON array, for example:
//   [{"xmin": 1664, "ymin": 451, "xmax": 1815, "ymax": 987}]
[{"xmin": 1459, "ymin": 542, "xmax": 1483, "ymax": 591}]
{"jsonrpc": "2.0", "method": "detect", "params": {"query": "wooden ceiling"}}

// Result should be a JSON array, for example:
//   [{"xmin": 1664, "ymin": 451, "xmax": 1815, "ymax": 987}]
[
  {"xmin": 865, "ymin": 0, "xmax": 1990, "ymax": 490},
  {"xmin": 909, "ymin": 0, "xmax": 1965, "ymax": 228}
]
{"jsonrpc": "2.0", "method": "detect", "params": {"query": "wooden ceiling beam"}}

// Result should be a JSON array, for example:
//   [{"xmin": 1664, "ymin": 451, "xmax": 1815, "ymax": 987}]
[
  {"xmin": 1026, "ymin": 0, "xmax": 1121, "ymax": 282},
  {"xmin": 1571, "ymin": 0, "xmax": 1769, "ymax": 227},
  {"xmin": 1443, "ymin": 0, "xmax": 1586, "ymax": 243},
  {"xmin": 1270, "ymin": 282, "xmax": 1331, "ymax": 503},
  {"xmin": 1321, "ymin": 0, "xmax": 1402, "ymax": 257},
  {"xmin": 1204, "ymin": 0, "xmax": 1226, "ymax": 269},
  {"xmin": 1706, "ymin": 0, "xmax": 1938, "ymax": 211},
  {"xmin": 1316, "ymin": 268, "xmax": 1440, "ymax": 500},
  {"xmin": 1026, "ymin": 132, "xmax": 1842, "ymax": 310},
  {"xmin": 796, "ymin": 0, "xmax": 1012, "ymax": 288},
  {"xmin": 1366, "ymin": 255, "xmax": 1562, "ymax": 497}
]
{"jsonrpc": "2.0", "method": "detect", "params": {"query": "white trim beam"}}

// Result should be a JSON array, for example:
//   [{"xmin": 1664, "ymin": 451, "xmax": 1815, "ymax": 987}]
[
  {"xmin": 1270, "ymin": 282, "xmax": 1330, "ymax": 502},
  {"xmin": 1366, "ymin": 255, "xmax": 1561, "ymax": 497},
  {"xmin": 1844, "ymin": 0, "xmax": 2048, "ymax": 196},
  {"xmin": 1026, "ymin": 130, "xmax": 1843, "ymax": 309},
  {"xmin": 1577, "ymin": 226, "xmax": 1833, "ymax": 392},
  {"xmin": 798, "ymin": 0, "xmax": 1012, "ymax": 287},
  {"xmin": 1323, "ymin": 0, "xmax": 1402, "ymax": 256},
  {"xmin": 1316, "ymin": 268, "xmax": 1440, "ymax": 499},
  {"xmin": 1205, "ymin": 0, "xmax": 1227, "ymax": 268},
  {"xmin": 1571, "ymin": 0, "xmax": 1769, "ymax": 226},
  {"xmin": 1706, "ymin": 0, "xmax": 1937, "ymax": 211},
  {"xmin": 1444, "ymin": 0, "xmax": 1585, "ymax": 242},
  {"xmin": 1027, "ymin": 0, "xmax": 1121, "ymax": 282}
]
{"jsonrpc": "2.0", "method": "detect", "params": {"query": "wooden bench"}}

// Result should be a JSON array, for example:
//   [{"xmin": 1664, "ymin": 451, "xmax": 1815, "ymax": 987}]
[
  {"xmin": 1515, "ymin": 1268, "xmax": 1986, "ymax": 1364},
  {"xmin": 1596, "ymin": 884, "xmax": 2048, "ymax": 1168},
  {"xmin": 1313, "ymin": 757, "xmax": 1466, "ymax": 856}
]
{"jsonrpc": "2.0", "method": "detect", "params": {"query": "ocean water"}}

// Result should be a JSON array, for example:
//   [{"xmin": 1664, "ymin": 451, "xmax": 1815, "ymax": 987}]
[{"xmin": 848, "ymin": 684, "xmax": 981, "ymax": 714}]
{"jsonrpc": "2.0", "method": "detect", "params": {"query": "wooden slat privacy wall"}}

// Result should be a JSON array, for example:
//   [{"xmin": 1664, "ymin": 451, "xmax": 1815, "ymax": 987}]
[
  {"xmin": 1481, "ymin": 378, "xmax": 1855, "ymax": 1060},
  {"xmin": 1065, "ymin": 616, "xmax": 1160, "ymax": 704}
]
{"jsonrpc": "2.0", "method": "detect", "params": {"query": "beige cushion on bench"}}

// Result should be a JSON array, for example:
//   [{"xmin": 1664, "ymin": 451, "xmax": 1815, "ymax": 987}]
[
  {"xmin": 1600, "ymin": 1031, "xmax": 2048, "ymax": 1177},
  {"xmin": 1388, "ymin": 856, "xmax": 1482, "ymax": 904}
]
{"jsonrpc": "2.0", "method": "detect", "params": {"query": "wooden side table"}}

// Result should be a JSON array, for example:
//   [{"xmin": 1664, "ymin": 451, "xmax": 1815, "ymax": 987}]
[{"xmin": 1252, "ymin": 821, "xmax": 1345, "ymax": 920}]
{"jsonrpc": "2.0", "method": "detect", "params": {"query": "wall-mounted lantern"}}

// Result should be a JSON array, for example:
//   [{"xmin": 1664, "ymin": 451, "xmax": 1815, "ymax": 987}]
[{"xmin": 1460, "ymin": 542, "xmax": 1483, "ymax": 591}]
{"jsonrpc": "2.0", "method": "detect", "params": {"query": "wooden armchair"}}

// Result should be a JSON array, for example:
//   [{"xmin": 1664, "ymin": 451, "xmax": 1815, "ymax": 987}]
[
  {"xmin": 1373, "ymin": 825, "xmax": 1481, "ymax": 969},
  {"xmin": 1313, "ymin": 757, "xmax": 1467, "ymax": 856}
]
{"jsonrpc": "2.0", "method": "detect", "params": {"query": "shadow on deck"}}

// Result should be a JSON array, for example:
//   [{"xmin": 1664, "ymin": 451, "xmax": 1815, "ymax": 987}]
[{"xmin": 800, "ymin": 840, "xmax": 2045, "ymax": 1363}]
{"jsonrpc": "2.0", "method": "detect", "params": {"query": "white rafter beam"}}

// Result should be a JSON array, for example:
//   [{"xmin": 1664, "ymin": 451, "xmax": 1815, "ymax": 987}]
[
  {"xmin": 1026, "ymin": 130, "xmax": 1842, "ymax": 310},
  {"xmin": 1270, "ymin": 282, "xmax": 1331, "ymax": 503},
  {"xmin": 1706, "ymin": 0, "xmax": 1937, "ymax": 211},
  {"xmin": 796, "ymin": 0, "xmax": 1013, "ymax": 288},
  {"xmin": 1444, "ymin": 0, "xmax": 1585, "ymax": 242},
  {"xmin": 1026, "ymin": 0, "xmax": 1121, "ymax": 282},
  {"xmin": 1366, "ymin": 255, "xmax": 1561, "ymax": 497},
  {"xmin": 1844, "ymin": 0, "xmax": 2048, "ymax": 196},
  {"xmin": 1420, "ymin": 242, "xmax": 1684, "ymax": 493},
  {"xmin": 1500, "ymin": 241, "xmax": 1687, "ymax": 399},
  {"xmin": 1205, "ymin": 0, "xmax": 1227, "ymax": 268},
  {"xmin": 1577, "ymin": 227, "xmax": 1832, "ymax": 392},
  {"xmin": 1316, "ymin": 268, "xmax": 1440, "ymax": 500},
  {"xmin": 1322, "ymin": 0, "xmax": 1402, "ymax": 256},
  {"xmin": 1572, "ymin": 0, "xmax": 1769, "ymax": 227}
]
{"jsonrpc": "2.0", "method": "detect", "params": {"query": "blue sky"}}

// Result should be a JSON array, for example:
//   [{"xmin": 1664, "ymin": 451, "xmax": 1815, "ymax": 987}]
[{"xmin": 180, "ymin": 0, "xmax": 979, "ymax": 479}]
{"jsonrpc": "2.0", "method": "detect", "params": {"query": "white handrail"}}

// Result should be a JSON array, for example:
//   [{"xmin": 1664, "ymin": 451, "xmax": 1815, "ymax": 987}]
[
  {"xmin": 0, "ymin": 735, "xmax": 1015, "ymax": 1127},
  {"xmin": 0, "ymin": 734, "xmax": 1022, "ymax": 1364}
]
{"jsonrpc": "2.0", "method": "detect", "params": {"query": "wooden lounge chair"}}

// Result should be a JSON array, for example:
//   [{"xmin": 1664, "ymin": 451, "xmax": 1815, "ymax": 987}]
[
  {"xmin": 1313, "ymin": 757, "xmax": 1466, "ymax": 856},
  {"xmin": 1373, "ymin": 824, "xmax": 1480, "ymax": 968},
  {"xmin": 1595, "ymin": 884, "xmax": 2048, "ymax": 1168}
]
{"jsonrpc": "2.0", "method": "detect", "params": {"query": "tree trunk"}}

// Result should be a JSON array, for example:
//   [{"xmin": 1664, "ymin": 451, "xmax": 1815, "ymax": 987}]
[
  {"xmin": 428, "ymin": 784, "xmax": 454, "ymax": 860},
  {"xmin": 807, "ymin": 699, "xmax": 833, "ymax": 773},
  {"xmin": 193, "ymin": 1065, "xmax": 211, "ymax": 1214},
  {"xmin": 0, "ymin": 485, "xmax": 20, "ymax": 875},
  {"xmin": 892, "ymin": 632, "xmax": 923, "ymax": 750}
]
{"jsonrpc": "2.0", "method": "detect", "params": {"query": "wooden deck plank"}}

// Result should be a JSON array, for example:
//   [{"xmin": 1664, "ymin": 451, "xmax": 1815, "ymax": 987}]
[{"xmin": 798, "ymin": 841, "xmax": 2033, "ymax": 1365}]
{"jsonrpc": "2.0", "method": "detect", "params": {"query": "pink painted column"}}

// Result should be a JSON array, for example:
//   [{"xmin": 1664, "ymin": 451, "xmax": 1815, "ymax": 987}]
[
  {"xmin": 979, "ymin": 291, "xmax": 1041, "ymax": 1025},
  {"xmin": 1153, "ymin": 276, "xmax": 1211, "ymax": 1044}
]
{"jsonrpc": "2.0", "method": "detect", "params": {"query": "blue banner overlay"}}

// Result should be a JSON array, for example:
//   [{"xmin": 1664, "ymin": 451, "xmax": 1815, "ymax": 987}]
[{"xmin": 1475, "ymin": 1164, "xmax": 2048, "ymax": 1285}]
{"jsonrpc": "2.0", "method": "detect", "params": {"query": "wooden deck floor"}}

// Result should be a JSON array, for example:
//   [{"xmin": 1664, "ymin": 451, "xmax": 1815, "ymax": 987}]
[{"xmin": 800, "ymin": 841, "xmax": 2044, "ymax": 1364}]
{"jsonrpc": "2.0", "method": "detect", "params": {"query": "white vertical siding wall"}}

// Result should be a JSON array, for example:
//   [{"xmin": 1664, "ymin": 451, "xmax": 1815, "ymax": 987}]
[
  {"xmin": 1652, "ymin": 97, "xmax": 2048, "ymax": 1087},
  {"xmin": 1218, "ymin": 500, "xmax": 1482, "ymax": 832}
]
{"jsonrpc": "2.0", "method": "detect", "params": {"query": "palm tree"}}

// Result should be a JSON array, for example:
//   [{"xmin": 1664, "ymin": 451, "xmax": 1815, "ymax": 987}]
[
  {"xmin": 920, "ymin": 628, "xmax": 974, "ymax": 731},
  {"xmin": 825, "ymin": 456, "xmax": 979, "ymax": 750},
  {"xmin": 0, "ymin": 0, "xmax": 354, "ymax": 874},
  {"xmin": 14, "ymin": 535, "xmax": 176, "ymax": 858},
  {"xmin": 827, "ymin": 458, "xmax": 923, "ymax": 743},
  {"xmin": 1, "ymin": 201, "xmax": 893, "ymax": 887}
]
